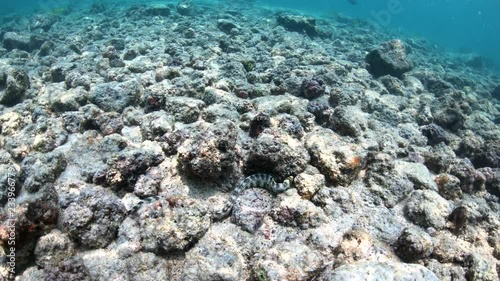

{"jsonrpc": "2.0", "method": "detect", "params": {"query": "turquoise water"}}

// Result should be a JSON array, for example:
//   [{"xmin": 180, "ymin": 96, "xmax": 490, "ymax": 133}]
[{"xmin": 2, "ymin": 0, "xmax": 500, "ymax": 72}]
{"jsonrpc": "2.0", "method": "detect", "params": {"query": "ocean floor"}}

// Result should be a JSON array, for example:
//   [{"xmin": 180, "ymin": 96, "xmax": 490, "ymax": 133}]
[{"xmin": 0, "ymin": 0, "xmax": 499, "ymax": 280}]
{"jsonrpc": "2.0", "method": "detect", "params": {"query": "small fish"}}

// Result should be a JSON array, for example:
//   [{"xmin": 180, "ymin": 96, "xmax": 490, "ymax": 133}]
[{"xmin": 347, "ymin": 0, "xmax": 358, "ymax": 5}]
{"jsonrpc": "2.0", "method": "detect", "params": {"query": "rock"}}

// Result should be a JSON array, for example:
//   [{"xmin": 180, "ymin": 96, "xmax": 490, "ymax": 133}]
[
  {"xmin": 94, "ymin": 147, "xmax": 164, "ymax": 190},
  {"xmin": 471, "ymin": 141, "xmax": 500, "ymax": 169},
  {"xmin": 177, "ymin": 121, "xmax": 238, "ymax": 179},
  {"xmin": 305, "ymin": 129, "xmax": 365, "ymax": 185},
  {"xmin": 491, "ymin": 85, "xmax": 500, "ymax": 99},
  {"xmin": 177, "ymin": 0, "xmax": 195, "ymax": 16},
  {"xmin": 34, "ymin": 229, "xmax": 75, "ymax": 268},
  {"xmin": 433, "ymin": 107, "xmax": 466, "ymax": 132},
  {"xmin": 133, "ymin": 166, "xmax": 163, "ymax": 198},
  {"xmin": 0, "ymin": 67, "xmax": 30, "ymax": 105},
  {"xmin": 379, "ymin": 75, "xmax": 407, "ymax": 96},
  {"xmin": 124, "ymin": 252, "xmax": 169, "ymax": 280},
  {"xmin": 144, "ymin": 5, "xmax": 171, "ymax": 16},
  {"xmin": 140, "ymin": 111, "xmax": 174, "ymax": 141},
  {"xmin": 65, "ymin": 71, "xmax": 91, "ymax": 90},
  {"xmin": 276, "ymin": 14, "xmax": 318, "ymax": 37},
  {"xmin": 277, "ymin": 114, "xmax": 305, "ymax": 139},
  {"xmin": 464, "ymin": 254, "xmax": 498, "ymax": 281},
  {"xmin": 327, "ymin": 106, "xmax": 368, "ymax": 138},
  {"xmin": 435, "ymin": 173, "xmax": 463, "ymax": 200},
  {"xmin": 49, "ymin": 62, "xmax": 76, "ymax": 82},
  {"xmin": 271, "ymin": 189, "xmax": 328, "ymax": 229},
  {"xmin": 249, "ymin": 112, "xmax": 271, "ymax": 137},
  {"xmin": 81, "ymin": 249, "xmax": 126, "ymax": 280},
  {"xmin": 137, "ymin": 195, "xmax": 210, "ymax": 253},
  {"xmin": 293, "ymin": 168, "xmax": 325, "ymax": 200},
  {"xmin": 423, "ymin": 260, "xmax": 466, "ymax": 281},
  {"xmin": 217, "ymin": 19, "xmax": 239, "ymax": 34},
  {"xmin": 334, "ymin": 228, "xmax": 396, "ymax": 264},
  {"xmin": 2, "ymin": 32, "xmax": 31, "ymax": 51},
  {"xmin": 62, "ymin": 186, "xmax": 126, "ymax": 248},
  {"xmin": 449, "ymin": 158, "xmax": 485, "ymax": 194},
  {"xmin": 164, "ymin": 96, "xmax": 205, "ymax": 123},
  {"xmin": 393, "ymin": 227, "xmax": 434, "ymax": 262},
  {"xmin": 253, "ymin": 241, "xmax": 323, "ymax": 281},
  {"xmin": 182, "ymin": 226, "xmax": 248, "ymax": 280},
  {"xmin": 366, "ymin": 39, "xmax": 414, "ymax": 78},
  {"xmin": 97, "ymin": 112, "xmax": 124, "ymax": 135},
  {"xmin": 44, "ymin": 256, "xmax": 92, "ymax": 281},
  {"xmin": 405, "ymin": 190, "xmax": 452, "ymax": 229},
  {"xmin": 300, "ymin": 78, "xmax": 326, "ymax": 100},
  {"xmin": 421, "ymin": 124, "xmax": 449, "ymax": 145},
  {"xmin": 89, "ymin": 81, "xmax": 143, "ymax": 112},
  {"xmin": 245, "ymin": 129, "xmax": 310, "ymax": 181},
  {"xmin": 49, "ymin": 87, "xmax": 88, "ymax": 112},
  {"xmin": 20, "ymin": 151, "xmax": 67, "ymax": 193},
  {"xmin": 394, "ymin": 160, "xmax": 438, "ymax": 191},
  {"xmin": 319, "ymin": 261, "xmax": 439, "ymax": 281},
  {"xmin": 0, "ymin": 184, "xmax": 59, "ymax": 271},
  {"xmin": 478, "ymin": 167, "xmax": 499, "ymax": 197},
  {"xmin": 30, "ymin": 13, "xmax": 58, "ymax": 31},
  {"xmin": 231, "ymin": 188, "xmax": 274, "ymax": 233}
]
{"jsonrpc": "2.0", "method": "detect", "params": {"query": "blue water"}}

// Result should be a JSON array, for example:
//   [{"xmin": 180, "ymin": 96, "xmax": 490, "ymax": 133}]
[{"xmin": 2, "ymin": 0, "xmax": 500, "ymax": 72}]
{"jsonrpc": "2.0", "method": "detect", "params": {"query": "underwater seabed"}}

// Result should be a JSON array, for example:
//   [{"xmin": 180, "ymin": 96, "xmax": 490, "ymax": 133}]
[{"xmin": 0, "ymin": 0, "xmax": 499, "ymax": 280}]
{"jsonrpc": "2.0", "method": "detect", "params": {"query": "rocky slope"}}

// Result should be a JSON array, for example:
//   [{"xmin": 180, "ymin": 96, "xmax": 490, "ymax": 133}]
[{"xmin": 0, "ymin": 0, "xmax": 499, "ymax": 280}]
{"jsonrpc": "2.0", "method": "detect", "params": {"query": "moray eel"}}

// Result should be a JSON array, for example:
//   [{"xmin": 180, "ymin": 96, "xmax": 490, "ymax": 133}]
[
  {"xmin": 212, "ymin": 173, "xmax": 293, "ymax": 221},
  {"xmin": 129, "ymin": 174, "xmax": 293, "ymax": 221}
]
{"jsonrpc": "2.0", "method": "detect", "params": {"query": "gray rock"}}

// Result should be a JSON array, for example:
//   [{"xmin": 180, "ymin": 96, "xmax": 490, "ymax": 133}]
[
  {"xmin": 319, "ymin": 261, "xmax": 439, "ymax": 281},
  {"xmin": 137, "ymin": 195, "xmax": 210, "ymax": 253},
  {"xmin": 479, "ymin": 167, "xmax": 500, "ymax": 197},
  {"xmin": 217, "ymin": 19, "xmax": 239, "ymax": 34},
  {"xmin": 94, "ymin": 146, "xmax": 164, "ymax": 190},
  {"xmin": 178, "ymin": 121, "xmax": 238, "ymax": 179},
  {"xmin": 164, "ymin": 96, "xmax": 205, "ymax": 123},
  {"xmin": 491, "ymin": 84, "xmax": 500, "ymax": 100},
  {"xmin": 44, "ymin": 256, "xmax": 91, "ymax": 281},
  {"xmin": 34, "ymin": 229, "xmax": 75, "ymax": 268},
  {"xmin": 2, "ymin": 32, "xmax": 31, "ymax": 51},
  {"xmin": 140, "ymin": 111, "xmax": 174, "ymax": 141},
  {"xmin": 81, "ymin": 249, "xmax": 127, "ymax": 280},
  {"xmin": 245, "ymin": 129, "xmax": 310, "ymax": 181},
  {"xmin": 405, "ymin": 190, "xmax": 452, "ymax": 229},
  {"xmin": 435, "ymin": 173, "xmax": 463, "ymax": 200},
  {"xmin": 182, "ymin": 226, "xmax": 248, "ymax": 280},
  {"xmin": 1, "ymin": 184, "xmax": 59, "ymax": 271},
  {"xmin": 20, "ymin": 151, "xmax": 67, "ymax": 193},
  {"xmin": 89, "ymin": 81, "xmax": 143, "ymax": 112},
  {"xmin": 464, "ymin": 254, "xmax": 498, "ymax": 281},
  {"xmin": 423, "ymin": 260, "xmax": 466, "ymax": 281},
  {"xmin": 231, "ymin": 188, "xmax": 274, "ymax": 233},
  {"xmin": 30, "ymin": 13, "xmax": 58, "ymax": 31},
  {"xmin": 253, "ymin": 241, "xmax": 323, "ymax": 281},
  {"xmin": 0, "ymin": 67, "xmax": 30, "ymax": 105},
  {"xmin": 366, "ymin": 39, "xmax": 414, "ymax": 78},
  {"xmin": 328, "ymin": 106, "xmax": 368, "ymax": 137},
  {"xmin": 276, "ymin": 14, "xmax": 318, "ymax": 37},
  {"xmin": 305, "ymin": 129, "xmax": 365, "ymax": 185},
  {"xmin": 271, "ymin": 189, "xmax": 328, "ymax": 229},
  {"xmin": 49, "ymin": 62, "xmax": 76, "ymax": 82},
  {"xmin": 144, "ymin": 4, "xmax": 171, "ymax": 16},
  {"xmin": 49, "ymin": 87, "xmax": 88, "ymax": 112},
  {"xmin": 393, "ymin": 227, "xmax": 434, "ymax": 262},
  {"xmin": 449, "ymin": 158, "xmax": 485, "ymax": 194},
  {"xmin": 124, "ymin": 252, "xmax": 169, "ymax": 280},
  {"xmin": 62, "ymin": 186, "xmax": 126, "ymax": 248},
  {"xmin": 177, "ymin": 0, "xmax": 196, "ymax": 16}
]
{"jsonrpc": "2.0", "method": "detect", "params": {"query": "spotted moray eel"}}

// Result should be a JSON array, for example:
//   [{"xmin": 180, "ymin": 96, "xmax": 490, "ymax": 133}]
[
  {"xmin": 129, "ymin": 174, "xmax": 293, "ymax": 220},
  {"xmin": 212, "ymin": 173, "xmax": 293, "ymax": 221}
]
